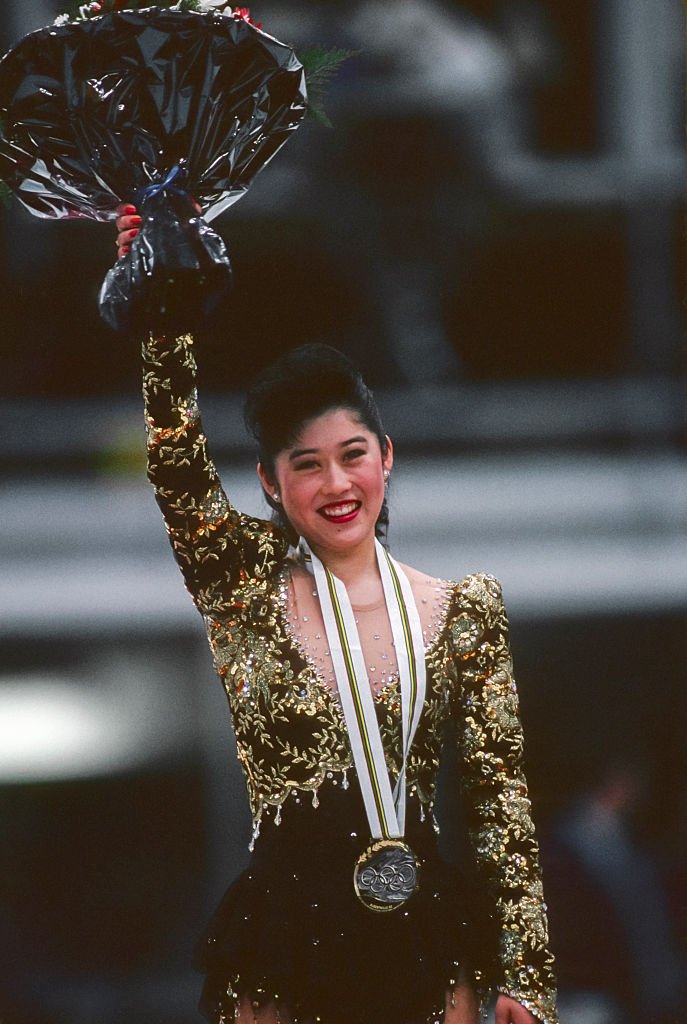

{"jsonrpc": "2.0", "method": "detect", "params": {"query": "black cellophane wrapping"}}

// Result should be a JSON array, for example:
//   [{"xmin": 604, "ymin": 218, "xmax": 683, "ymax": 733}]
[
  {"xmin": 98, "ymin": 188, "xmax": 234, "ymax": 333},
  {"xmin": 0, "ymin": 9, "xmax": 307, "ymax": 332}
]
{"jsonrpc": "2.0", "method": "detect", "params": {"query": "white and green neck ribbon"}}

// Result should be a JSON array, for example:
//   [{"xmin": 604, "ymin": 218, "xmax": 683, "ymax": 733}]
[{"xmin": 300, "ymin": 538, "xmax": 426, "ymax": 839}]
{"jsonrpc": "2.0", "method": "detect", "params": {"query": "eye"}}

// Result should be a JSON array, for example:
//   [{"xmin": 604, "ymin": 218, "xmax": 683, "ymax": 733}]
[
  {"xmin": 293, "ymin": 459, "xmax": 318, "ymax": 471},
  {"xmin": 344, "ymin": 448, "xmax": 366, "ymax": 461}
]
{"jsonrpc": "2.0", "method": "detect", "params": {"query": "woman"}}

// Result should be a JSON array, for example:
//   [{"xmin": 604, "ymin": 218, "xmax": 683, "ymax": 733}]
[{"xmin": 117, "ymin": 211, "xmax": 559, "ymax": 1024}]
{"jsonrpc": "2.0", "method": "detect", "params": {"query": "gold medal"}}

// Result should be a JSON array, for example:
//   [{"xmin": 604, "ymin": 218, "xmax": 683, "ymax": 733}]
[{"xmin": 353, "ymin": 838, "xmax": 420, "ymax": 912}]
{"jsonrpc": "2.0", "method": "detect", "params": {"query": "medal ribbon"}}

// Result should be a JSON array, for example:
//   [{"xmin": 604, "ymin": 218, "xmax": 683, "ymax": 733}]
[{"xmin": 301, "ymin": 539, "xmax": 426, "ymax": 839}]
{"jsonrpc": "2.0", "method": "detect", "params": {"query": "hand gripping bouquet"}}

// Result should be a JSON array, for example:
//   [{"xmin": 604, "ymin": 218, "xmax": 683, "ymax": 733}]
[{"xmin": 0, "ymin": 2, "xmax": 309, "ymax": 333}]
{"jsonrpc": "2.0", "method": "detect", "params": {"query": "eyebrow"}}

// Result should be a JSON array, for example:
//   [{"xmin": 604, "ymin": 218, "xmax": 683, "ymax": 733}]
[{"xmin": 288, "ymin": 436, "xmax": 369, "ymax": 461}]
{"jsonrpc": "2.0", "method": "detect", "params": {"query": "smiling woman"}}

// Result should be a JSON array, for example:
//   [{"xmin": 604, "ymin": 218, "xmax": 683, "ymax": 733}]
[
  {"xmin": 262, "ymin": 408, "xmax": 390, "ymax": 546},
  {"xmin": 118, "ymin": 205, "xmax": 559, "ymax": 1024},
  {"xmin": 245, "ymin": 345, "xmax": 393, "ymax": 570}
]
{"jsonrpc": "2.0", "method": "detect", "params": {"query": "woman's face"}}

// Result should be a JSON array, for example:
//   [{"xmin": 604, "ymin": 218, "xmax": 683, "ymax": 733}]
[{"xmin": 259, "ymin": 407, "xmax": 393, "ymax": 559}]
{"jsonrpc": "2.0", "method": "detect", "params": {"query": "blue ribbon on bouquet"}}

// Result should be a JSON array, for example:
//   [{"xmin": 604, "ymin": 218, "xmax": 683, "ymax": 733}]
[{"xmin": 134, "ymin": 163, "xmax": 192, "ymax": 207}]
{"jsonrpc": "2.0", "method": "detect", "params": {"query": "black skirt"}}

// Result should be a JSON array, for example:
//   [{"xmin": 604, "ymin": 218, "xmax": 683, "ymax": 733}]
[{"xmin": 197, "ymin": 780, "xmax": 496, "ymax": 1024}]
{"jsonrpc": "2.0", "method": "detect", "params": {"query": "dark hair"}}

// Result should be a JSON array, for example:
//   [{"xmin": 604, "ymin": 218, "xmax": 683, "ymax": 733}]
[{"xmin": 244, "ymin": 344, "xmax": 389, "ymax": 543}]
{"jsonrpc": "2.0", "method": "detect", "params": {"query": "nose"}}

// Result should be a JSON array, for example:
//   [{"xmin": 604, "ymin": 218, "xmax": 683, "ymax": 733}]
[{"xmin": 322, "ymin": 460, "xmax": 351, "ymax": 495}]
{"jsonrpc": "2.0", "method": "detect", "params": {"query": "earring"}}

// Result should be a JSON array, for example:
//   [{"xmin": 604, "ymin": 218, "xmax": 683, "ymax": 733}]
[
  {"xmin": 383, "ymin": 470, "xmax": 390, "ymax": 482},
  {"xmin": 273, "ymin": 492, "xmax": 281, "ymax": 503}
]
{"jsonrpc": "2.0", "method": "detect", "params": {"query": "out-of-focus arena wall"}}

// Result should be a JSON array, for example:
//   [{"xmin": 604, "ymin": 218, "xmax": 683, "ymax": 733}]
[{"xmin": 0, "ymin": 2, "xmax": 685, "ymax": 1022}]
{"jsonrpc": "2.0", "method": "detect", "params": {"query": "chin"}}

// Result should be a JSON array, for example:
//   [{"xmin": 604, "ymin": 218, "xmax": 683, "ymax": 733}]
[{"xmin": 316, "ymin": 521, "xmax": 373, "ymax": 551}]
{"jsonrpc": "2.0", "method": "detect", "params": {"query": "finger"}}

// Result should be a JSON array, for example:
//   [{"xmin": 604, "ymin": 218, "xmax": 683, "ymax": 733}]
[
  {"xmin": 117, "ymin": 244, "xmax": 130, "ymax": 259},
  {"xmin": 116, "ymin": 225, "xmax": 139, "ymax": 242},
  {"xmin": 115, "ymin": 213, "xmax": 142, "ymax": 232},
  {"xmin": 114, "ymin": 221, "xmax": 135, "ymax": 241}
]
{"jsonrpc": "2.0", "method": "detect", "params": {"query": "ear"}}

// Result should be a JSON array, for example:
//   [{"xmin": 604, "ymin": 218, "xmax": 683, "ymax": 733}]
[
  {"xmin": 257, "ymin": 462, "xmax": 277, "ymax": 498},
  {"xmin": 382, "ymin": 436, "xmax": 394, "ymax": 475}
]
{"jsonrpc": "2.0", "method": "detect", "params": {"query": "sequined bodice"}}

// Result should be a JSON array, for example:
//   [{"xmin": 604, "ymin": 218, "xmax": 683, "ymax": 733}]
[
  {"xmin": 204, "ymin": 559, "xmax": 483, "ymax": 829},
  {"xmin": 141, "ymin": 332, "xmax": 559, "ymax": 1024}
]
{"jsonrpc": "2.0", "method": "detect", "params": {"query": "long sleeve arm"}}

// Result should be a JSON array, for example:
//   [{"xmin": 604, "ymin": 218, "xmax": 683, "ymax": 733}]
[
  {"xmin": 142, "ymin": 331, "xmax": 288, "ymax": 615},
  {"xmin": 453, "ymin": 573, "xmax": 558, "ymax": 1024}
]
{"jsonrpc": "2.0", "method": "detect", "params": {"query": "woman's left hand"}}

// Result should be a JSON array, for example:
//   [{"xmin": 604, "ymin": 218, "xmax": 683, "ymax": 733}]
[
  {"xmin": 114, "ymin": 197, "xmax": 202, "ymax": 259},
  {"xmin": 115, "ymin": 204, "xmax": 141, "ymax": 258},
  {"xmin": 495, "ymin": 994, "xmax": 539, "ymax": 1024}
]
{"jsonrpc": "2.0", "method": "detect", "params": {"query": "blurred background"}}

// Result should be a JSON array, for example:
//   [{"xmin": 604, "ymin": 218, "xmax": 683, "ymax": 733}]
[{"xmin": 1, "ymin": 0, "xmax": 686, "ymax": 1022}]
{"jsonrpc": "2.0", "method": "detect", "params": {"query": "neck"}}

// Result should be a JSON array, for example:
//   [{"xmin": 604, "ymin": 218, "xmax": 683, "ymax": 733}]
[{"xmin": 306, "ymin": 536, "xmax": 379, "ymax": 589}]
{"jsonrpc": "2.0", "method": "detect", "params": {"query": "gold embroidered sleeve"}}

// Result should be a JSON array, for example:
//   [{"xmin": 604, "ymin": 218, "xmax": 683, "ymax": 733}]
[
  {"xmin": 453, "ymin": 574, "xmax": 559, "ymax": 1024},
  {"xmin": 142, "ymin": 332, "xmax": 288, "ymax": 612}
]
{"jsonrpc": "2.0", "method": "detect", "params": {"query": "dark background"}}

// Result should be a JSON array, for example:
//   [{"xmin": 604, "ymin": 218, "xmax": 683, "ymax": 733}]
[{"xmin": 0, "ymin": 1, "xmax": 685, "ymax": 1022}]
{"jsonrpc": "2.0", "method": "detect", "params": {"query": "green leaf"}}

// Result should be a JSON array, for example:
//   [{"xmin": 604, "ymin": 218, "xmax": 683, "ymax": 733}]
[
  {"xmin": 299, "ymin": 46, "xmax": 356, "ymax": 84},
  {"xmin": 298, "ymin": 47, "xmax": 357, "ymax": 128},
  {"xmin": 305, "ymin": 99, "xmax": 334, "ymax": 130}
]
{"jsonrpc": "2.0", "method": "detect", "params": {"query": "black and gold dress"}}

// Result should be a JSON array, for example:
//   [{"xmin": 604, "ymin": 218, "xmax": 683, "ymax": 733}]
[{"xmin": 142, "ymin": 332, "xmax": 559, "ymax": 1024}]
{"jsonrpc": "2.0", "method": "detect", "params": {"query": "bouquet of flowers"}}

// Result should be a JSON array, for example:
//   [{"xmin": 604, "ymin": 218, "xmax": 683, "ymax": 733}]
[{"xmin": 0, "ymin": 2, "xmax": 312, "ymax": 332}]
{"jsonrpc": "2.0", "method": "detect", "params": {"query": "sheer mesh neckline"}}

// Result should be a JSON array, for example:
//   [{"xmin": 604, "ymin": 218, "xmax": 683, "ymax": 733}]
[
  {"xmin": 350, "ymin": 598, "xmax": 385, "ymax": 613},
  {"xmin": 277, "ymin": 554, "xmax": 453, "ymax": 704}
]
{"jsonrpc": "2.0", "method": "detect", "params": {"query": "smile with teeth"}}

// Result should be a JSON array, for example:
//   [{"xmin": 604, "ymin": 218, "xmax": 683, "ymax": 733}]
[{"xmin": 319, "ymin": 500, "xmax": 362, "ymax": 521}]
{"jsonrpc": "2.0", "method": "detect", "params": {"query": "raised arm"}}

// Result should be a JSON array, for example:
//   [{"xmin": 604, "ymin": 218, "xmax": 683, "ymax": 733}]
[
  {"xmin": 113, "ymin": 203, "xmax": 289, "ymax": 613},
  {"xmin": 452, "ymin": 574, "xmax": 559, "ymax": 1024},
  {"xmin": 142, "ymin": 330, "xmax": 288, "ymax": 616}
]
